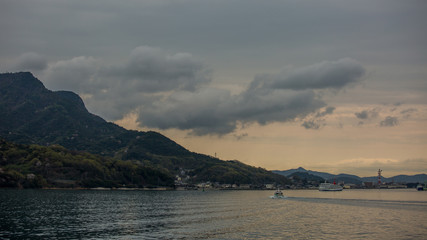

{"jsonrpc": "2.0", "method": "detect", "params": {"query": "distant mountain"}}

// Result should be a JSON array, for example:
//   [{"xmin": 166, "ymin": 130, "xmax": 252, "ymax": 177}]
[
  {"xmin": 274, "ymin": 167, "xmax": 334, "ymax": 180},
  {"xmin": 273, "ymin": 167, "xmax": 427, "ymax": 184},
  {"xmin": 335, "ymin": 174, "xmax": 363, "ymax": 185},
  {"xmin": 388, "ymin": 174, "xmax": 427, "ymax": 183},
  {"xmin": 288, "ymin": 172, "xmax": 324, "ymax": 183},
  {"xmin": 360, "ymin": 174, "xmax": 427, "ymax": 184},
  {"xmin": 0, "ymin": 72, "xmax": 289, "ymax": 187},
  {"xmin": 274, "ymin": 167, "xmax": 310, "ymax": 177}
]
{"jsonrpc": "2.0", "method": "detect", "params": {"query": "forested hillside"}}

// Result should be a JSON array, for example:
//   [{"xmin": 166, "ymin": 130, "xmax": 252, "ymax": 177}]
[
  {"xmin": 0, "ymin": 72, "xmax": 289, "ymax": 187},
  {"xmin": 0, "ymin": 139, "xmax": 174, "ymax": 188}
]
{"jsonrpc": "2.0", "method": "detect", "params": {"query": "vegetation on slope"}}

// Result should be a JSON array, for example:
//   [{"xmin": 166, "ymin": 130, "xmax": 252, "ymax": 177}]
[
  {"xmin": 0, "ymin": 72, "xmax": 290, "ymax": 187},
  {"xmin": 192, "ymin": 160, "xmax": 290, "ymax": 185},
  {"xmin": 0, "ymin": 139, "xmax": 174, "ymax": 188}
]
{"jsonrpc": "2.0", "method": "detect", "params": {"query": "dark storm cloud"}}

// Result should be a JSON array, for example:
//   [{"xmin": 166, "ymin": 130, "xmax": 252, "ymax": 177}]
[
  {"xmin": 110, "ymin": 46, "xmax": 212, "ymax": 93},
  {"xmin": 235, "ymin": 83, "xmax": 326, "ymax": 125},
  {"xmin": 19, "ymin": 44, "xmax": 365, "ymax": 135},
  {"xmin": 380, "ymin": 116, "xmax": 399, "ymax": 127},
  {"xmin": 253, "ymin": 58, "xmax": 365, "ymax": 91},
  {"xmin": 15, "ymin": 52, "xmax": 48, "ymax": 71},
  {"xmin": 39, "ymin": 46, "xmax": 211, "ymax": 120},
  {"xmin": 138, "ymin": 87, "xmax": 325, "ymax": 135},
  {"xmin": 135, "ymin": 57, "xmax": 363, "ymax": 135},
  {"xmin": 138, "ymin": 88, "xmax": 236, "ymax": 135},
  {"xmin": 43, "ymin": 56, "xmax": 99, "ymax": 93},
  {"xmin": 1, "ymin": 1, "xmax": 426, "ymax": 114}
]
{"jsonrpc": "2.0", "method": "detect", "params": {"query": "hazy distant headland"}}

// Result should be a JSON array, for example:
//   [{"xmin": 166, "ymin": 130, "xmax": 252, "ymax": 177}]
[{"xmin": 274, "ymin": 167, "xmax": 427, "ymax": 189}]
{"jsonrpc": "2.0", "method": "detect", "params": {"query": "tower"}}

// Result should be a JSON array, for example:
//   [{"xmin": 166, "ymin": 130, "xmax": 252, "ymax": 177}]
[{"xmin": 378, "ymin": 169, "xmax": 382, "ymax": 186}]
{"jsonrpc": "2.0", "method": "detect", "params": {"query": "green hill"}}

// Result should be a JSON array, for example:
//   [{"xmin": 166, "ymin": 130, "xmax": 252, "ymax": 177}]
[
  {"xmin": 0, "ymin": 138, "xmax": 173, "ymax": 188},
  {"xmin": 0, "ymin": 72, "xmax": 289, "ymax": 187}
]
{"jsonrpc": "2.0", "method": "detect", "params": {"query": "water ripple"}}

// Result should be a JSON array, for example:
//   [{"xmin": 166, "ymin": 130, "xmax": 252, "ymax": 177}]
[{"xmin": 1, "ymin": 189, "xmax": 427, "ymax": 239}]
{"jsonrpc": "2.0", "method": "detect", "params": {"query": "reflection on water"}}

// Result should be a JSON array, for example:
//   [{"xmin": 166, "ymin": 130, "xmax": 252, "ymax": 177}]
[
  {"xmin": 286, "ymin": 189, "xmax": 427, "ymax": 211},
  {"xmin": 1, "ymin": 189, "xmax": 426, "ymax": 239}
]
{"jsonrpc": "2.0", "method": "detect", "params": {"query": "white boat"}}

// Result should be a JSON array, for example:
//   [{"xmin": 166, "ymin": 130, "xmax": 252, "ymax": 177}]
[
  {"xmin": 319, "ymin": 181, "xmax": 343, "ymax": 191},
  {"xmin": 417, "ymin": 184, "xmax": 424, "ymax": 191},
  {"xmin": 270, "ymin": 189, "xmax": 287, "ymax": 199}
]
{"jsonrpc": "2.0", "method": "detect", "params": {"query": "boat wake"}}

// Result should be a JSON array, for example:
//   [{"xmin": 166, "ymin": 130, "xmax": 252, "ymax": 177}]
[
  {"xmin": 286, "ymin": 196, "xmax": 427, "ymax": 211},
  {"xmin": 270, "ymin": 189, "xmax": 287, "ymax": 199}
]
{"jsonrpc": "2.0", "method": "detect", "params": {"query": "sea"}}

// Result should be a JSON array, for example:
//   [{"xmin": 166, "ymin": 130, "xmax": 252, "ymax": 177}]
[{"xmin": 1, "ymin": 189, "xmax": 427, "ymax": 239}]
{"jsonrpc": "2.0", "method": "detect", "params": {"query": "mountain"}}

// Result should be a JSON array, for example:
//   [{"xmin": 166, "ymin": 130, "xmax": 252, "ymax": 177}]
[
  {"xmin": 288, "ymin": 172, "xmax": 324, "ymax": 183},
  {"xmin": 273, "ymin": 167, "xmax": 427, "ymax": 184},
  {"xmin": 0, "ymin": 72, "xmax": 289, "ymax": 187},
  {"xmin": 335, "ymin": 174, "xmax": 363, "ymax": 185},
  {"xmin": 0, "ymin": 72, "xmax": 176, "ymax": 156},
  {"xmin": 273, "ymin": 167, "xmax": 336, "ymax": 180},
  {"xmin": 274, "ymin": 167, "xmax": 309, "ymax": 177},
  {"xmin": 275, "ymin": 168, "xmax": 363, "ymax": 184}
]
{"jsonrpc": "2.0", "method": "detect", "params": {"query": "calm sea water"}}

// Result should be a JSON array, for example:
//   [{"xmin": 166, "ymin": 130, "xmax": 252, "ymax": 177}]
[{"xmin": 1, "ymin": 189, "xmax": 427, "ymax": 239}]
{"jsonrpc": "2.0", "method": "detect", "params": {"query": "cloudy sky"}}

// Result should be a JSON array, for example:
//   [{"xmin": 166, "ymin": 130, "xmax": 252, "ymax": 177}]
[{"xmin": 1, "ymin": 0, "xmax": 426, "ymax": 177}]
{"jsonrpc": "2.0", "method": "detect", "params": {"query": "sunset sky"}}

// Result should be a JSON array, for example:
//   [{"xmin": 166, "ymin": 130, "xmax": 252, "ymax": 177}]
[{"xmin": 1, "ymin": 0, "xmax": 426, "ymax": 177}]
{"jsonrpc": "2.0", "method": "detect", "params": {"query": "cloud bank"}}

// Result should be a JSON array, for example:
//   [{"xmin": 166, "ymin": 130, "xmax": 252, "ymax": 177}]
[
  {"xmin": 252, "ymin": 58, "xmax": 365, "ymax": 91},
  {"xmin": 109, "ymin": 46, "xmax": 212, "ymax": 93},
  {"xmin": 15, "ymin": 52, "xmax": 48, "ymax": 71},
  {"xmin": 18, "ymin": 47, "xmax": 366, "ymax": 135},
  {"xmin": 140, "ymin": 87, "xmax": 325, "ymax": 135}
]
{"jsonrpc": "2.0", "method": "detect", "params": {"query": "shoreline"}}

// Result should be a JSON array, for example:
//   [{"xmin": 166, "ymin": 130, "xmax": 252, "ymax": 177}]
[{"xmin": 0, "ymin": 187, "xmax": 415, "ymax": 191}]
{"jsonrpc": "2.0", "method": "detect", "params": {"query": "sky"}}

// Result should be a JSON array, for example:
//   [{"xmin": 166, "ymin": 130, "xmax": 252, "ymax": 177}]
[{"xmin": 1, "ymin": 0, "xmax": 426, "ymax": 177}]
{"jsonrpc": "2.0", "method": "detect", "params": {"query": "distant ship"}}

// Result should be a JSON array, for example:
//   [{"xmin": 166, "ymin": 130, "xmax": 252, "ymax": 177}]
[{"xmin": 319, "ymin": 181, "xmax": 343, "ymax": 191}]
